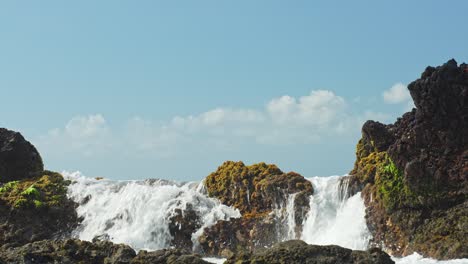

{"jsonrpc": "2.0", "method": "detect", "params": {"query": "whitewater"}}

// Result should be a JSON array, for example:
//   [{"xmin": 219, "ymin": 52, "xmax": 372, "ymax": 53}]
[{"xmin": 64, "ymin": 171, "xmax": 467, "ymax": 264}]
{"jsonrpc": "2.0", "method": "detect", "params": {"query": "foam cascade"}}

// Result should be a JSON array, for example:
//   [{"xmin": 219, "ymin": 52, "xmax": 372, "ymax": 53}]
[{"xmin": 64, "ymin": 171, "xmax": 240, "ymax": 251}]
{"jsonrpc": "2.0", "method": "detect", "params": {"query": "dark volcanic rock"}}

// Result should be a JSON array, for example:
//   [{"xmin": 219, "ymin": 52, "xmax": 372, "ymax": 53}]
[
  {"xmin": 226, "ymin": 240, "xmax": 394, "ymax": 264},
  {"xmin": 168, "ymin": 204, "xmax": 202, "ymax": 251},
  {"xmin": 348, "ymin": 59, "xmax": 468, "ymax": 259},
  {"xmin": 0, "ymin": 128, "xmax": 43, "ymax": 183},
  {"xmin": 132, "ymin": 248, "xmax": 210, "ymax": 264},
  {"xmin": 198, "ymin": 216, "xmax": 279, "ymax": 258},
  {"xmin": 0, "ymin": 239, "xmax": 136, "ymax": 264},
  {"xmin": 0, "ymin": 239, "xmax": 210, "ymax": 264},
  {"xmin": 199, "ymin": 161, "xmax": 313, "ymax": 256}
]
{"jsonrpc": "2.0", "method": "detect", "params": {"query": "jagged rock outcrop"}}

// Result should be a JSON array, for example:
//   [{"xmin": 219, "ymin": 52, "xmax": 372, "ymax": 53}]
[
  {"xmin": 0, "ymin": 128, "xmax": 43, "ymax": 183},
  {"xmin": 0, "ymin": 239, "xmax": 210, "ymax": 264},
  {"xmin": 347, "ymin": 59, "xmax": 468, "ymax": 259},
  {"xmin": 226, "ymin": 240, "xmax": 395, "ymax": 264},
  {"xmin": 0, "ymin": 129, "xmax": 78, "ymax": 248},
  {"xmin": 198, "ymin": 161, "xmax": 313, "ymax": 257}
]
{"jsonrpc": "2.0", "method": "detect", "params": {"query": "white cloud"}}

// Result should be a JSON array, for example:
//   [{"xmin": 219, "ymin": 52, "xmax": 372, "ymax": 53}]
[
  {"xmin": 37, "ymin": 114, "xmax": 113, "ymax": 157},
  {"xmin": 383, "ymin": 83, "xmax": 411, "ymax": 104},
  {"xmin": 64, "ymin": 114, "xmax": 108, "ymax": 138},
  {"xmin": 36, "ymin": 90, "xmax": 391, "ymax": 158},
  {"xmin": 267, "ymin": 90, "xmax": 346, "ymax": 128}
]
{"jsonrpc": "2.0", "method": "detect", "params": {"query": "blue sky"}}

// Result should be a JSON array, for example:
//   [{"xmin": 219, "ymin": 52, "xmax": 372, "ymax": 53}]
[{"xmin": 0, "ymin": 1, "xmax": 467, "ymax": 180}]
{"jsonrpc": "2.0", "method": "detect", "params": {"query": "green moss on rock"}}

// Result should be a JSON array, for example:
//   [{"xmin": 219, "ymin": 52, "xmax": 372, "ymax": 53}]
[
  {"xmin": 375, "ymin": 157, "xmax": 417, "ymax": 211},
  {"xmin": 0, "ymin": 170, "xmax": 70, "ymax": 210},
  {"xmin": 0, "ymin": 181, "xmax": 18, "ymax": 193}
]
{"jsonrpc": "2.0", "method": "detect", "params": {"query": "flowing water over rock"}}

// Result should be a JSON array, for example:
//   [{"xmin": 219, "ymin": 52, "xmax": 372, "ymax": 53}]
[
  {"xmin": 65, "ymin": 172, "xmax": 468, "ymax": 264},
  {"xmin": 301, "ymin": 176, "xmax": 371, "ymax": 250},
  {"xmin": 64, "ymin": 171, "xmax": 240, "ymax": 251}
]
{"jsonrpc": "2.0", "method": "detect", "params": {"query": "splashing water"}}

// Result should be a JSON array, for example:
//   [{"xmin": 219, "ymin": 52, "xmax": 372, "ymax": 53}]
[
  {"xmin": 393, "ymin": 253, "xmax": 468, "ymax": 264},
  {"xmin": 64, "ymin": 171, "xmax": 240, "ymax": 251},
  {"xmin": 300, "ymin": 176, "xmax": 468, "ymax": 263},
  {"xmin": 64, "ymin": 172, "xmax": 468, "ymax": 263},
  {"xmin": 301, "ymin": 176, "xmax": 371, "ymax": 250}
]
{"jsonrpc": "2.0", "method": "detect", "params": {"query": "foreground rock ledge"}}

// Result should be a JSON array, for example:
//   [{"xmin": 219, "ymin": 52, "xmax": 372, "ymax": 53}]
[
  {"xmin": 226, "ymin": 240, "xmax": 394, "ymax": 264},
  {"xmin": 0, "ymin": 239, "xmax": 395, "ymax": 264},
  {"xmin": 0, "ymin": 239, "xmax": 210, "ymax": 264}
]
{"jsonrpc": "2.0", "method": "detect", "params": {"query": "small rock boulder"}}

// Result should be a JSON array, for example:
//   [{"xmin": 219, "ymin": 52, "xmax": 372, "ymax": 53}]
[{"xmin": 0, "ymin": 128, "xmax": 43, "ymax": 183}]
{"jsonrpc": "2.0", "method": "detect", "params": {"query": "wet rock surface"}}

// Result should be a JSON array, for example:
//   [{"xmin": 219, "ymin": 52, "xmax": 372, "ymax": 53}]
[{"xmin": 348, "ymin": 60, "xmax": 468, "ymax": 259}]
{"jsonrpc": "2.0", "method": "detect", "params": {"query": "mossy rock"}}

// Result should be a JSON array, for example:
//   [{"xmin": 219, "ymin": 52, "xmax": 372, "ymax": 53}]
[
  {"xmin": 200, "ymin": 161, "xmax": 314, "ymax": 256},
  {"xmin": 0, "ymin": 170, "xmax": 79, "ymax": 248},
  {"xmin": 0, "ymin": 170, "xmax": 71, "ymax": 210},
  {"xmin": 204, "ymin": 161, "xmax": 313, "ymax": 216}
]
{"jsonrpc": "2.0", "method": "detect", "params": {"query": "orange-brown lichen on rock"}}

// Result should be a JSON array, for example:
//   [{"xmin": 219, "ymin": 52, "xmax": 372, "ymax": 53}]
[
  {"xmin": 204, "ymin": 161, "xmax": 312, "ymax": 216},
  {"xmin": 200, "ymin": 161, "xmax": 313, "ymax": 256}
]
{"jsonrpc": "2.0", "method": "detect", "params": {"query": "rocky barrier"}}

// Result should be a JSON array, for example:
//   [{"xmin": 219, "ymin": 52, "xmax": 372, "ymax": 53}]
[{"xmin": 346, "ymin": 59, "xmax": 467, "ymax": 259}]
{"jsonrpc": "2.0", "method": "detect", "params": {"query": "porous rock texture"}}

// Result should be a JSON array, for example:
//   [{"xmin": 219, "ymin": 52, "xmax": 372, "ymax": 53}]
[{"xmin": 346, "ymin": 59, "xmax": 468, "ymax": 259}]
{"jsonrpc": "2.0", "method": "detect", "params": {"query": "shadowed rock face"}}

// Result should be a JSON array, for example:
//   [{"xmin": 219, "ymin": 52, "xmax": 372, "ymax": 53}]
[
  {"xmin": 0, "ymin": 239, "xmax": 210, "ymax": 264},
  {"xmin": 347, "ymin": 59, "xmax": 468, "ymax": 259},
  {"xmin": 0, "ymin": 128, "xmax": 43, "ymax": 183},
  {"xmin": 199, "ymin": 161, "xmax": 313, "ymax": 257},
  {"xmin": 226, "ymin": 240, "xmax": 395, "ymax": 264}
]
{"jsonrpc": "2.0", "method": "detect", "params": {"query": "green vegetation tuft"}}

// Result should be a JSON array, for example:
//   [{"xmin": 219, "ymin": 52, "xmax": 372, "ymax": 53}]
[
  {"xmin": 0, "ymin": 181, "xmax": 19, "ymax": 193},
  {"xmin": 376, "ymin": 157, "xmax": 406, "ymax": 210},
  {"xmin": 33, "ymin": 200, "xmax": 44, "ymax": 208},
  {"xmin": 21, "ymin": 185, "xmax": 40, "ymax": 198},
  {"xmin": 14, "ymin": 198, "xmax": 28, "ymax": 209}
]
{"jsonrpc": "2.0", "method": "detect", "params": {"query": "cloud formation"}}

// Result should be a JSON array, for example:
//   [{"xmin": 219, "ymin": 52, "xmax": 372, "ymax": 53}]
[
  {"xmin": 36, "ymin": 90, "xmax": 391, "ymax": 159},
  {"xmin": 382, "ymin": 83, "xmax": 411, "ymax": 104},
  {"xmin": 38, "ymin": 114, "xmax": 113, "ymax": 157}
]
